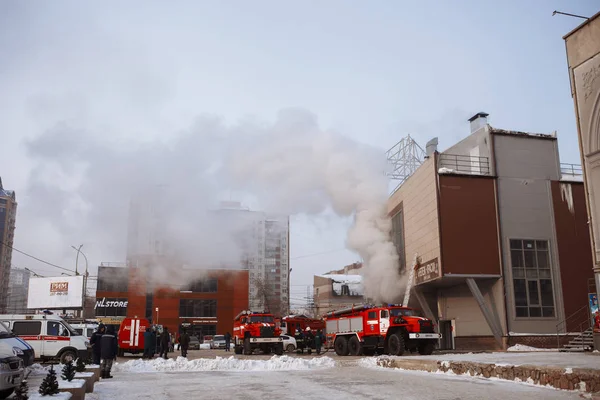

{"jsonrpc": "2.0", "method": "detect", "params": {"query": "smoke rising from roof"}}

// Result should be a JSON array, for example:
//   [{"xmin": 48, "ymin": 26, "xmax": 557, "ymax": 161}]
[{"xmin": 21, "ymin": 109, "xmax": 404, "ymax": 301}]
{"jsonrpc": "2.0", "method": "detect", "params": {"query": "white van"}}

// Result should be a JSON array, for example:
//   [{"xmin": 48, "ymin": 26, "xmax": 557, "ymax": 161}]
[
  {"xmin": 69, "ymin": 322, "xmax": 99, "ymax": 340},
  {"xmin": 0, "ymin": 314, "xmax": 90, "ymax": 364}
]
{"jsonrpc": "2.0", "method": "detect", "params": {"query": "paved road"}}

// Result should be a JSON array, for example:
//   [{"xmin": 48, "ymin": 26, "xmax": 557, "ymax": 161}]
[{"xmin": 83, "ymin": 356, "xmax": 585, "ymax": 400}]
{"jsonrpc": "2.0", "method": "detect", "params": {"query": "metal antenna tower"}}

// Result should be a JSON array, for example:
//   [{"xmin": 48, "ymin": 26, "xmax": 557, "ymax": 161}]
[{"xmin": 386, "ymin": 135, "xmax": 426, "ymax": 193}]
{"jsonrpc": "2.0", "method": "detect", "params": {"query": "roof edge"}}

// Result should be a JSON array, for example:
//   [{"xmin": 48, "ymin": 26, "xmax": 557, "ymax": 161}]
[{"xmin": 563, "ymin": 10, "xmax": 600, "ymax": 40}]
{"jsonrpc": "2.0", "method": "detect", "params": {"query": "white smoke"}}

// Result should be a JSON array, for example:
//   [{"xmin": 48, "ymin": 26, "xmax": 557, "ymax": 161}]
[
  {"xmin": 225, "ymin": 109, "xmax": 403, "ymax": 303},
  {"xmin": 21, "ymin": 109, "xmax": 404, "ymax": 301}
]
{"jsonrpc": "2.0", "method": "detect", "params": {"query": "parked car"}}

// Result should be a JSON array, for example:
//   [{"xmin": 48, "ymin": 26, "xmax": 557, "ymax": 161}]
[
  {"xmin": 210, "ymin": 335, "xmax": 226, "ymax": 349},
  {"xmin": 0, "ymin": 321, "xmax": 34, "ymax": 367},
  {"xmin": 203, "ymin": 335, "xmax": 213, "ymax": 344},
  {"xmin": 0, "ymin": 333, "xmax": 25, "ymax": 400},
  {"xmin": 280, "ymin": 335, "xmax": 297, "ymax": 353},
  {"xmin": 189, "ymin": 336, "xmax": 200, "ymax": 350}
]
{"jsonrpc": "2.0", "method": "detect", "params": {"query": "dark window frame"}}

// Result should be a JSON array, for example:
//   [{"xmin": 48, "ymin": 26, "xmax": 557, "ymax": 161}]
[
  {"xmin": 510, "ymin": 239, "xmax": 555, "ymax": 319},
  {"xmin": 13, "ymin": 321, "xmax": 42, "ymax": 335},
  {"xmin": 179, "ymin": 299, "xmax": 217, "ymax": 318},
  {"xmin": 391, "ymin": 204, "xmax": 406, "ymax": 272}
]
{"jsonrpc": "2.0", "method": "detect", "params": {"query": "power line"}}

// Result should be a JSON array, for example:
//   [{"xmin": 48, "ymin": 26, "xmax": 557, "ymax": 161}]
[{"xmin": 0, "ymin": 240, "xmax": 75, "ymax": 274}]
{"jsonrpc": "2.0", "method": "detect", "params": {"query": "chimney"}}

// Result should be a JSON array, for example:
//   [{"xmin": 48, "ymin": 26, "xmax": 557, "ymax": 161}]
[
  {"xmin": 468, "ymin": 112, "xmax": 489, "ymax": 133},
  {"xmin": 425, "ymin": 137, "xmax": 438, "ymax": 157}
]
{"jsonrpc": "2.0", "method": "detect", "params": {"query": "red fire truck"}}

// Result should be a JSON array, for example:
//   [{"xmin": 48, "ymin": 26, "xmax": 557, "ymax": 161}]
[
  {"xmin": 117, "ymin": 317, "xmax": 151, "ymax": 357},
  {"xmin": 279, "ymin": 315, "xmax": 325, "ymax": 336},
  {"xmin": 233, "ymin": 311, "xmax": 284, "ymax": 355},
  {"xmin": 324, "ymin": 304, "xmax": 440, "ymax": 356}
]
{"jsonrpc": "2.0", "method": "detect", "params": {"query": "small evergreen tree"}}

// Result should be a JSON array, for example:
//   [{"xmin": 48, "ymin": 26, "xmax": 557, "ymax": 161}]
[
  {"xmin": 38, "ymin": 365, "xmax": 59, "ymax": 396},
  {"xmin": 61, "ymin": 360, "xmax": 76, "ymax": 381},
  {"xmin": 75, "ymin": 357, "xmax": 86, "ymax": 373},
  {"xmin": 13, "ymin": 370, "xmax": 30, "ymax": 400}
]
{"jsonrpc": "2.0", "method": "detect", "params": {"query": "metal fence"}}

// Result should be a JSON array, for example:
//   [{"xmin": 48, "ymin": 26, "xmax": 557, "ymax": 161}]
[
  {"xmin": 560, "ymin": 163, "xmax": 583, "ymax": 176},
  {"xmin": 438, "ymin": 153, "xmax": 491, "ymax": 175}
]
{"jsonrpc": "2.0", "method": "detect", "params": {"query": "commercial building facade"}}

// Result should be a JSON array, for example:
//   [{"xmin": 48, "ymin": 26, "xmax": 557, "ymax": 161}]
[
  {"xmin": 314, "ymin": 262, "xmax": 363, "ymax": 316},
  {"xmin": 564, "ymin": 11, "xmax": 600, "ymax": 299},
  {"xmin": 126, "ymin": 192, "xmax": 290, "ymax": 317},
  {"xmin": 95, "ymin": 264, "xmax": 249, "ymax": 338},
  {"xmin": 389, "ymin": 113, "xmax": 595, "ymax": 350},
  {"xmin": 0, "ymin": 177, "xmax": 17, "ymax": 313}
]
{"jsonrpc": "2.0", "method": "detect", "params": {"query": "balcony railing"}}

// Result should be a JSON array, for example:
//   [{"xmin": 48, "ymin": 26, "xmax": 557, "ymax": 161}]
[
  {"xmin": 438, "ymin": 153, "xmax": 491, "ymax": 175},
  {"xmin": 560, "ymin": 163, "xmax": 583, "ymax": 177}
]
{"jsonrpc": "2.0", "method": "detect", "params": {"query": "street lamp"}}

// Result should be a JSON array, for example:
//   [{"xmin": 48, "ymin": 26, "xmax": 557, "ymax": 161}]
[{"xmin": 71, "ymin": 245, "xmax": 89, "ymax": 319}]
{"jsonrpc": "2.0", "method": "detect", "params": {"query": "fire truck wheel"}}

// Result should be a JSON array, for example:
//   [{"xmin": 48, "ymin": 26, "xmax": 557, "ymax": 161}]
[
  {"xmin": 348, "ymin": 336, "xmax": 362, "ymax": 356},
  {"xmin": 388, "ymin": 333, "xmax": 405, "ymax": 356},
  {"xmin": 418, "ymin": 342, "xmax": 435, "ymax": 355},
  {"xmin": 334, "ymin": 336, "xmax": 349, "ymax": 356}
]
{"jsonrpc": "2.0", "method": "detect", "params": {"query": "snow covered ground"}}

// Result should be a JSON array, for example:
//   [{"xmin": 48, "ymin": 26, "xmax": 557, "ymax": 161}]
[
  {"xmin": 82, "ymin": 357, "xmax": 583, "ymax": 400},
  {"xmin": 396, "ymin": 351, "xmax": 600, "ymax": 369}
]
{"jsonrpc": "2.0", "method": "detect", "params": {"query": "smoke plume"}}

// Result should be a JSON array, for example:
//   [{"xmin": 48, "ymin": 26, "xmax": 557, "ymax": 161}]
[{"xmin": 22, "ymin": 109, "xmax": 404, "ymax": 301}]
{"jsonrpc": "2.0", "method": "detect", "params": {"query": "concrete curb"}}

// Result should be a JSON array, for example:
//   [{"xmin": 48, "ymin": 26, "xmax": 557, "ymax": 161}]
[{"xmin": 375, "ymin": 357, "xmax": 600, "ymax": 393}]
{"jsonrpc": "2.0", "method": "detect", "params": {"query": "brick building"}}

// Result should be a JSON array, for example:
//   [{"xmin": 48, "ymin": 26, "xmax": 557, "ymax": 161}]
[
  {"xmin": 389, "ymin": 113, "xmax": 595, "ymax": 350},
  {"xmin": 95, "ymin": 264, "xmax": 249, "ymax": 339}
]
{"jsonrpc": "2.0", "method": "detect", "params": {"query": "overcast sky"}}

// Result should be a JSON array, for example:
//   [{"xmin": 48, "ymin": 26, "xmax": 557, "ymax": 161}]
[{"xmin": 0, "ymin": 1, "xmax": 598, "ymax": 304}]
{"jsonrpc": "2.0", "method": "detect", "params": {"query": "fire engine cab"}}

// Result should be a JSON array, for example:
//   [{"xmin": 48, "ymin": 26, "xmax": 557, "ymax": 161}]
[
  {"xmin": 233, "ymin": 311, "xmax": 284, "ymax": 355},
  {"xmin": 324, "ymin": 304, "xmax": 441, "ymax": 356},
  {"xmin": 279, "ymin": 315, "xmax": 325, "ymax": 336}
]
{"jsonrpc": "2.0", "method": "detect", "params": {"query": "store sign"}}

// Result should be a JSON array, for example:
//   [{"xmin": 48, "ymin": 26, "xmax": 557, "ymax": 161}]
[
  {"xmin": 50, "ymin": 282, "xmax": 69, "ymax": 295},
  {"xmin": 94, "ymin": 298, "xmax": 129, "ymax": 309},
  {"xmin": 415, "ymin": 258, "xmax": 441, "ymax": 285}
]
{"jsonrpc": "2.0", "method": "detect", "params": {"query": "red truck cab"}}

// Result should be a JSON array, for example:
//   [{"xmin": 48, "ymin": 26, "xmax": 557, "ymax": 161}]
[{"xmin": 233, "ymin": 311, "xmax": 283, "ymax": 355}]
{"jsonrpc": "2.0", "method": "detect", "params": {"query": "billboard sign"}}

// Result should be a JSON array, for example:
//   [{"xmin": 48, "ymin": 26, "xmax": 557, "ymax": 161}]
[{"xmin": 27, "ymin": 276, "xmax": 84, "ymax": 309}]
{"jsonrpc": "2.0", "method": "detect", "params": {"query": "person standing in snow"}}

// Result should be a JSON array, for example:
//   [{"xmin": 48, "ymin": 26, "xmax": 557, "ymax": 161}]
[
  {"xmin": 314, "ymin": 329, "xmax": 325, "ymax": 355},
  {"xmin": 90, "ymin": 324, "xmax": 105, "ymax": 365},
  {"xmin": 179, "ymin": 330, "xmax": 190, "ymax": 358},
  {"xmin": 224, "ymin": 332, "xmax": 231, "ymax": 352},
  {"xmin": 304, "ymin": 327, "xmax": 314, "ymax": 355},
  {"xmin": 143, "ymin": 327, "xmax": 153, "ymax": 359},
  {"xmin": 160, "ymin": 327, "xmax": 170, "ymax": 359},
  {"xmin": 100, "ymin": 326, "xmax": 118, "ymax": 379}
]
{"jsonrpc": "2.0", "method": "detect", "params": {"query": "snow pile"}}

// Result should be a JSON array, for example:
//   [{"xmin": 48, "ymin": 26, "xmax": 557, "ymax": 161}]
[
  {"xmin": 506, "ymin": 344, "xmax": 558, "ymax": 352},
  {"xmin": 28, "ymin": 363, "xmax": 52, "ymax": 376},
  {"xmin": 318, "ymin": 274, "xmax": 363, "ymax": 296},
  {"xmin": 113, "ymin": 355, "xmax": 335, "ymax": 373}
]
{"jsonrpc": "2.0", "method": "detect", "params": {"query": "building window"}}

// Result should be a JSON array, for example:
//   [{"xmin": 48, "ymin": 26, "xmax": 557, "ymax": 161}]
[
  {"xmin": 179, "ymin": 299, "xmax": 217, "ymax": 318},
  {"xmin": 391, "ymin": 204, "xmax": 406, "ymax": 272},
  {"xmin": 97, "ymin": 267, "xmax": 129, "ymax": 292},
  {"xmin": 510, "ymin": 239, "xmax": 555, "ymax": 318},
  {"xmin": 183, "ymin": 278, "xmax": 217, "ymax": 293}
]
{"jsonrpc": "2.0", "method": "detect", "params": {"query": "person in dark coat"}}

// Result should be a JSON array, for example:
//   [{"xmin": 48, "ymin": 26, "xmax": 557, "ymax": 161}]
[
  {"xmin": 143, "ymin": 327, "xmax": 154, "ymax": 359},
  {"xmin": 224, "ymin": 332, "xmax": 231, "ymax": 352},
  {"xmin": 159, "ymin": 327, "xmax": 170, "ymax": 359},
  {"xmin": 100, "ymin": 326, "xmax": 118, "ymax": 379},
  {"xmin": 179, "ymin": 330, "xmax": 190, "ymax": 358},
  {"xmin": 315, "ymin": 329, "xmax": 325, "ymax": 355},
  {"xmin": 304, "ymin": 327, "xmax": 314, "ymax": 355},
  {"xmin": 90, "ymin": 324, "xmax": 105, "ymax": 365}
]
